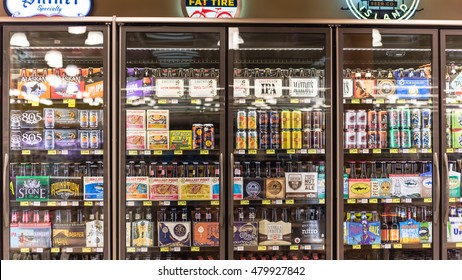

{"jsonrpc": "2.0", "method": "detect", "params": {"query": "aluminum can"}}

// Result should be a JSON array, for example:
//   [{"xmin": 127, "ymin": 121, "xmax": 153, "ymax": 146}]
[
  {"xmin": 10, "ymin": 110, "xmax": 22, "ymax": 130},
  {"xmin": 281, "ymin": 110, "xmax": 292, "ymax": 129},
  {"xmin": 303, "ymin": 129, "xmax": 312, "ymax": 149},
  {"xmin": 44, "ymin": 130, "xmax": 55, "ymax": 150},
  {"xmin": 401, "ymin": 128, "xmax": 411, "ymax": 148},
  {"xmin": 345, "ymin": 110, "xmax": 356, "ymax": 131},
  {"xmin": 421, "ymin": 128, "xmax": 432, "ymax": 148},
  {"xmin": 203, "ymin": 124, "xmax": 215, "ymax": 150},
  {"xmin": 247, "ymin": 130, "xmax": 258, "ymax": 150},
  {"xmin": 79, "ymin": 131, "xmax": 89, "ymax": 149},
  {"xmin": 400, "ymin": 109, "xmax": 411, "ymax": 129},
  {"xmin": 192, "ymin": 124, "xmax": 204, "ymax": 149},
  {"xmin": 389, "ymin": 129, "xmax": 401, "ymax": 148},
  {"xmin": 292, "ymin": 110, "xmax": 302, "ymax": 129},
  {"xmin": 356, "ymin": 130, "xmax": 367, "ymax": 149},
  {"xmin": 303, "ymin": 111, "xmax": 312, "ymax": 129},
  {"xmin": 236, "ymin": 130, "xmax": 247, "ymax": 150},
  {"xmin": 292, "ymin": 129, "xmax": 302, "ymax": 149},
  {"xmin": 412, "ymin": 128, "xmax": 422, "ymax": 149},
  {"xmin": 312, "ymin": 129, "xmax": 324, "ymax": 149},
  {"xmin": 344, "ymin": 130, "xmax": 356, "ymax": 149},
  {"xmin": 259, "ymin": 130, "xmax": 269, "ymax": 149},
  {"xmin": 378, "ymin": 130, "xmax": 388, "ymax": 148},
  {"xmin": 89, "ymin": 110, "xmax": 99, "ymax": 128},
  {"xmin": 281, "ymin": 129, "xmax": 291, "ymax": 149},
  {"xmin": 367, "ymin": 110, "xmax": 378, "ymax": 131},
  {"xmin": 270, "ymin": 110, "xmax": 280, "ymax": 130},
  {"xmin": 312, "ymin": 111, "xmax": 323, "ymax": 130},
  {"xmin": 388, "ymin": 109, "xmax": 400, "ymax": 129},
  {"xmin": 421, "ymin": 109, "xmax": 432, "ymax": 129},
  {"xmin": 356, "ymin": 110, "xmax": 367, "ymax": 131},
  {"xmin": 79, "ymin": 110, "xmax": 89, "ymax": 128},
  {"xmin": 367, "ymin": 130, "xmax": 378, "ymax": 149},
  {"xmin": 90, "ymin": 130, "xmax": 99, "ymax": 149},
  {"xmin": 247, "ymin": 110, "xmax": 257, "ymax": 130},
  {"xmin": 378, "ymin": 110, "xmax": 388, "ymax": 131},
  {"xmin": 411, "ymin": 109, "xmax": 421, "ymax": 129},
  {"xmin": 237, "ymin": 110, "xmax": 247, "ymax": 130},
  {"xmin": 10, "ymin": 131, "xmax": 21, "ymax": 150},
  {"xmin": 44, "ymin": 108, "xmax": 54, "ymax": 129},
  {"xmin": 270, "ymin": 130, "xmax": 280, "ymax": 149},
  {"xmin": 258, "ymin": 110, "xmax": 269, "ymax": 131}
]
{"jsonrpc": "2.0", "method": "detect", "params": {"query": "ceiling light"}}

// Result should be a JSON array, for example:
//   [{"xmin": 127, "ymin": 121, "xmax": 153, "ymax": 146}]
[
  {"xmin": 68, "ymin": 26, "xmax": 87, "ymax": 35},
  {"xmin": 10, "ymin": 32, "xmax": 30, "ymax": 47},
  {"xmin": 85, "ymin": 31, "xmax": 104, "ymax": 45}
]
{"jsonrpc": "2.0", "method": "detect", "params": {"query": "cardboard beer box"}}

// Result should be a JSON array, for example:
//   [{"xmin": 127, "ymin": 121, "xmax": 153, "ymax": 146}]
[
  {"xmin": 10, "ymin": 222, "xmax": 52, "ymax": 248},
  {"xmin": 265, "ymin": 178, "xmax": 285, "ymax": 199},
  {"xmin": 149, "ymin": 178, "xmax": 179, "ymax": 201},
  {"xmin": 419, "ymin": 168, "xmax": 433, "ymax": 198},
  {"xmin": 18, "ymin": 130, "xmax": 45, "ymax": 150},
  {"xmin": 15, "ymin": 176, "xmax": 49, "ymax": 201},
  {"xmin": 233, "ymin": 177, "xmax": 243, "ymax": 200},
  {"xmin": 285, "ymin": 172, "xmax": 318, "ymax": 199},
  {"xmin": 158, "ymin": 221, "xmax": 191, "ymax": 247},
  {"xmin": 258, "ymin": 219, "xmax": 292, "ymax": 246},
  {"xmin": 376, "ymin": 77, "xmax": 396, "ymax": 97},
  {"xmin": 292, "ymin": 220, "xmax": 325, "ymax": 245},
  {"xmin": 169, "ymin": 130, "xmax": 193, "ymax": 150},
  {"xmin": 10, "ymin": 110, "xmax": 44, "ymax": 129},
  {"xmin": 126, "ymin": 131, "xmax": 146, "ymax": 150},
  {"xmin": 419, "ymin": 221, "xmax": 433, "ymax": 244},
  {"xmin": 147, "ymin": 131, "xmax": 169, "ymax": 150},
  {"xmin": 52, "ymin": 223, "xmax": 86, "ymax": 247},
  {"xmin": 49, "ymin": 177, "xmax": 82, "ymax": 200},
  {"xmin": 192, "ymin": 222, "xmax": 219, "ymax": 247},
  {"xmin": 370, "ymin": 178, "xmax": 392, "ymax": 198},
  {"xmin": 233, "ymin": 222, "xmax": 258, "ymax": 246},
  {"xmin": 50, "ymin": 72, "xmax": 84, "ymax": 99},
  {"xmin": 84, "ymin": 68, "xmax": 104, "ymax": 99},
  {"xmin": 345, "ymin": 221, "xmax": 380, "ymax": 245},
  {"xmin": 18, "ymin": 68, "xmax": 51, "ymax": 99},
  {"xmin": 453, "ymin": 129, "xmax": 462, "ymax": 148},
  {"xmin": 86, "ymin": 219, "xmax": 104, "ymax": 247},
  {"xmin": 155, "ymin": 78, "xmax": 185, "ymax": 98},
  {"xmin": 132, "ymin": 219, "xmax": 154, "ymax": 247},
  {"xmin": 147, "ymin": 110, "xmax": 169, "ymax": 130},
  {"xmin": 52, "ymin": 109, "xmax": 79, "ymax": 128},
  {"xmin": 354, "ymin": 79, "xmax": 376, "ymax": 98},
  {"xmin": 242, "ymin": 178, "xmax": 265, "ymax": 200},
  {"xmin": 399, "ymin": 219, "xmax": 420, "ymax": 244},
  {"xmin": 178, "ymin": 177, "xmax": 216, "ymax": 200},
  {"xmin": 83, "ymin": 177, "xmax": 104, "ymax": 201},
  {"xmin": 390, "ymin": 174, "xmax": 422, "ymax": 198},
  {"xmin": 126, "ymin": 68, "xmax": 144, "ymax": 99},
  {"xmin": 54, "ymin": 129, "xmax": 78, "ymax": 150},
  {"xmin": 348, "ymin": 179, "xmax": 371, "ymax": 199},
  {"xmin": 126, "ymin": 110, "xmax": 146, "ymax": 130},
  {"xmin": 395, "ymin": 70, "xmax": 431, "ymax": 99},
  {"xmin": 126, "ymin": 176, "xmax": 149, "ymax": 201},
  {"xmin": 189, "ymin": 78, "xmax": 218, "ymax": 98},
  {"xmin": 452, "ymin": 110, "xmax": 462, "ymax": 129},
  {"xmin": 447, "ymin": 217, "xmax": 462, "ymax": 242}
]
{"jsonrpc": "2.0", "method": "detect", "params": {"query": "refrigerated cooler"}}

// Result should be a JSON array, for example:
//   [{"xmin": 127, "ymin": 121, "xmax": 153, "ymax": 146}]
[
  {"xmin": 227, "ymin": 27, "xmax": 333, "ymax": 260},
  {"xmin": 336, "ymin": 28, "xmax": 440, "ymax": 260},
  {"xmin": 441, "ymin": 30, "xmax": 462, "ymax": 260},
  {"xmin": 118, "ymin": 26, "xmax": 226, "ymax": 260},
  {"xmin": 2, "ymin": 21, "xmax": 112, "ymax": 260}
]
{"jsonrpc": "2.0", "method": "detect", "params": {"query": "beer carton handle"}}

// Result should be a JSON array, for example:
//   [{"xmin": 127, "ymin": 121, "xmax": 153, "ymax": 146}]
[
  {"xmin": 433, "ymin": 152, "xmax": 440, "ymax": 227},
  {"xmin": 443, "ymin": 153, "xmax": 450, "ymax": 225},
  {"xmin": 3, "ymin": 153, "xmax": 9, "ymax": 229}
]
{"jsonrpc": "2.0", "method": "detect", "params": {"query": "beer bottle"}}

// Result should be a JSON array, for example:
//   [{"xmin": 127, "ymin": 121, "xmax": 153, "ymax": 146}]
[
  {"xmin": 54, "ymin": 210, "xmax": 61, "ymax": 224},
  {"xmin": 40, "ymin": 163, "xmax": 49, "ymax": 176},
  {"xmin": 285, "ymin": 161, "xmax": 293, "ymax": 173},
  {"xmin": 254, "ymin": 162, "xmax": 261, "ymax": 178},
  {"xmin": 296, "ymin": 161, "xmax": 303, "ymax": 172},
  {"xmin": 194, "ymin": 208, "xmax": 201, "ymax": 222},
  {"xmin": 275, "ymin": 162, "xmax": 282, "ymax": 178},
  {"xmin": 214, "ymin": 162, "xmax": 220, "ymax": 177},
  {"xmin": 271, "ymin": 208, "xmax": 278, "ymax": 222},
  {"xmin": 282, "ymin": 208, "xmax": 289, "ymax": 222},
  {"xmin": 170, "ymin": 208, "xmax": 178, "ymax": 222},
  {"xmin": 192, "ymin": 162, "xmax": 199, "ymax": 178},
  {"xmin": 33, "ymin": 210, "xmax": 40, "ymax": 223},
  {"xmin": 380, "ymin": 162, "xmax": 388, "ymax": 178},
  {"xmin": 149, "ymin": 162, "xmax": 157, "ymax": 177},
  {"xmin": 238, "ymin": 208, "xmax": 244, "ymax": 222},
  {"xmin": 161, "ymin": 162, "xmax": 168, "ymax": 178},
  {"xmin": 65, "ymin": 209, "xmax": 72, "ymax": 223},
  {"xmin": 306, "ymin": 161, "xmax": 315, "ymax": 172},
  {"xmin": 159, "ymin": 208, "xmax": 167, "ymax": 222},
  {"xmin": 390, "ymin": 161, "xmax": 397, "ymax": 174},
  {"xmin": 182, "ymin": 162, "xmax": 189, "ymax": 178},
  {"xmin": 381, "ymin": 214, "xmax": 389, "ymax": 243},
  {"xmin": 134, "ymin": 208, "xmax": 141, "ymax": 222},
  {"xmin": 390, "ymin": 214, "xmax": 400, "ymax": 243},
  {"xmin": 77, "ymin": 209, "xmax": 84, "ymax": 224},
  {"xmin": 408, "ymin": 68, "xmax": 415, "ymax": 78},
  {"xmin": 203, "ymin": 162, "xmax": 209, "ymax": 177},
  {"xmin": 370, "ymin": 161, "xmax": 377, "ymax": 178},
  {"xmin": 205, "ymin": 208, "xmax": 212, "ymax": 222},
  {"xmin": 172, "ymin": 162, "xmax": 179, "ymax": 178},
  {"xmin": 249, "ymin": 207, "xmax": 256, "ymax": 222},
  {"xmin": 421, "ymin": 206, "xmax": 428, "ymax": 222},
  {"xmin": 43, "ymin": 210, "xmax": 50, "ymax": 223},
  {"xmin": 244, "ymin": 162, "xmax": 251, "ymax": 178},
  {"xmin": 128, "ymin": 161, "xmax": 135, "ymax": 177},
  {"xmin": 234, "ymin": 162, "xmax": 242, "ymax": 177},
  {"xmin": 359, "ymin": 161, "xmax": 367, "ymax": 179},
  {"xmin": 349, "ymin": 211, "xmax": 356, "ymax": 222},
  {"xmin": 348, "ymin": 161, "xmax": 357, "ymax": 179},
  {"xmin": 181, "ymin": 208, "xmax": 188, "ymax": 222},
  {"xmin": 371, "ymin": 211, "xmax": 379, "ymax": 222},
  {"xmin": 265, "ymin": 162, "xmax": 272, "ymax": 178},
  {"xmin": 215, "ymin": 208, "xmax": 220, "ymax": 222},
  {"xmin": 261, "ymin": 208, "xmax": 268, "ymax": 222}
]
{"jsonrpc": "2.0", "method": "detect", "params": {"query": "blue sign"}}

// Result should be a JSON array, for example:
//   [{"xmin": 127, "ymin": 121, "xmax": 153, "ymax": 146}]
[{"xmin": 5, "ymin": 0, "xmax": 93, "ymax": 17}]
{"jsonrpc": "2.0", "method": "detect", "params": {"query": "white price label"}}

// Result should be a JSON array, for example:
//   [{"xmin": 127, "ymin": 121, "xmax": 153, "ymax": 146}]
[
  {"xmin": 33, "ymin": 201, "xmax": 40, "ymax": 206},
  {"xmin": 72, "ymin": 201, "xmax": 79, "ymax": 206}
]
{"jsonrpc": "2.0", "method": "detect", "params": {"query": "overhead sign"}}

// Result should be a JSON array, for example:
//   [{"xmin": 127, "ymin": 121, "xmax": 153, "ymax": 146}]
[
  {"xmin": 4, "ymin": 0, "xmax": 93, "ymax": 17},
  {"xmin": 345, "ymin": 0, "xmax": 420, "ymax": 20},
  {"xmin": 182, "ymin": 0, "xmax": 241, "ymax": 18}
]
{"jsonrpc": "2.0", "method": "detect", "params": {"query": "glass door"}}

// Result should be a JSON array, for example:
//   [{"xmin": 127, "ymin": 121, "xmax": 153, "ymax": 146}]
[
  {"xmin": 228, "ymin": 27, "xmax": 332, "ymax": 260},
  {"xmin": 119, "ymin": 27, "xmax": 226, "ymax": 260},
  {"xmin": 441, "ymin": 30, "xmax": 462, "ymax": 260},
  {"xmin": 337, "ymin": 28, "xmax": 439, "ymax": 260},
  {"xmin": 2, "ymin": 25, "xmax": 110, "ymax": 260}
]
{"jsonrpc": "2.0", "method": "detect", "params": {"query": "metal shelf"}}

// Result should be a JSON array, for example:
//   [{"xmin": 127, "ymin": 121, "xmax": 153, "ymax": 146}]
[
  {"xmin": 235, "ymin": 198, "xmax": 325, "ymax": 206},
  {"xmin": 234, "ymin": 244, "xmax": 325, "ymax": 252},
  {"xmin": 344, "ymin": 198, "xmax": 433, "ymax": 205},
  {"xmin": 11, "ymin": 201, "xmax": 104, "ymax": 207},
  {"xmin": 127, "ymin": 246, "xmax": 218, "ymax": 253},
  {"xmin": 345, "ymin": 243, "xmax": 432, "ymax": 250}
]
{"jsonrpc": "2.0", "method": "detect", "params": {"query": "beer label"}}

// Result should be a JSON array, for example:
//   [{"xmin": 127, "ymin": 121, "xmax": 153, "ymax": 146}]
[
  {"xmin": 149, "ymin": 178, "xmax": 179, "ymax": 201},
  {"xmin": 234, "ymin": 78, "xmax": 250, "ymax": 98},
  {"xmin": 343, "ymin": 79, "xmax": 354, "ymax": 98},
  {"xmin": 178, "ymin": 177, "xmax": 216, "ymax": 200},
  {"xmin": 348, "ymin": 179, "xmax": 371, "ymax": 199},
  {"xmin": 254, "ymin": 78, "xmax": 283, "ymax": 98},
  {"xmin": 16, "ymin": 176, "xmax": 50, "ymax": 201},
  {"xmin": 54, "ymin": 129, "xmax": 78, "ymax": 150},
  {"xmin": 345, "ymin": 221, "xmax": 380, "ymax": 245},
  {"xmin": 158, "ymin": 222, "xmax": 191, "ymax": 247},
  {"xmin": 10, "ymin": 222, "xmax": 52, "ymax": 249},
  {"xmin": 84, "ymin": 177, "xmax": 104, "ymax": 201},
  {"xmin": 18, "ymin": 70, "xmax": 51, "ymax": 99},
  {"xmin": 399, "ymin": 219, "xmax": 420, "ymax": 244},
  {"xmin": 370, "ymin": 178, "xmax": 392, "ymax": 198},
  {"xmin": 450, "ymin": 71, "xmax": 462, "ymax": 95},
  {"xmin": 448, "ymin": 217, "xmax": 462, "ymax": 242},
  {"xmin": 389, "ymin": 174, "xmax": 421, "ymax": 198},
  {"xmin": 452, "ymin": 110, "xmax": 462, "ymax": 129},
  {"xmin": 126, "ymin": 79, "xmax": 144, "ymax": 98},
  {"xmin": 233, "ymin": 222, "xmax": 258, "ymax": 246},
  {"xmin": 147, "ymin": 110, "xmax": 169, "ymax": 130},
  {"xmin": 132, "ymin": 220, "xmax": 154, "ymax": 247},
  {"xmin": 233, "ymin": 177, "xmax": 244, "ymax": 200},
  {"xmin": 265, "ymin": 178, "xmax": 285, "ymax": 199},
  {"xmin": 258, "ymin": 220, "xmax": 291, "ymax": 246},
  {"xmin": 285, "ymin": 172, "xmax": 318, "ymax": 198},
  {"xmin": 50, "ymin": 75, "xmax": 83, "ymax": 99},
  {"xmin": 419, "ymin": 221, "xmax": 432, "ymax": 244},
  {"xmin": 193, "ymin": 222, "xmax": 219, "ymax": 247},
  {"xmin": 50, "ymin": 177, "xmax": 82, "ymax": 200},
  {"xmin": 86, "ymin": 220, "xmax": 104, "ymax": 247},
  {"xmin": 354, "ymin": 79, "xmax": 376, "ymax": 98},
  {"xmin": 292, "ymin": 220, "xmax": 325, "ymax": 244},
  {"xmin": 52, "ymin": 223, "xmax": 86, "ymax": 247},
  {"xmin": 126, "ymin": 131, "xmax": 146, "ymax": 150},
  {"xmin": 85, "ymin": 80, "xmax": 104, "ymax": 99},
  {"xmin": 126, "ymin": 177, "xmax": 149, "ymax": 201},
  {"xmin": 243, "ymin": 178, "xmax": 265, "ymax": 200},
  {"xmin": 453, "ymin": 130, "xmax": 462, "ymax": 148},
  {"xmin": 377, "ymin": 79, "xmax": 396, "ymax": 96},
  {"xmin": 156, "ymin": 78, "xmax": 185, "ymax": 98},
  {"xmin": 189, "ymin": 78, "xmax": 218, "ymax": 98},
  {"xmin": 126, "ymin": 110, "xmax": 146, "ymax": 130},
  {"xmin": 11, "ymin": 110, "xmax": 44, "ymax": 129},
  {"xmin": 395, "ymin": 74, "xmax": 431, "ymax": 99},
  {"xmin": 147, "ymin": 131, "xmax": 169, "ymax": 150},
  {"xmin": 288, "ymin": 77, "xmax": 319, "ymax": 97},
  {"xmin": 170, "ymin": 130, "xmax": 192, "ymax": 150}
]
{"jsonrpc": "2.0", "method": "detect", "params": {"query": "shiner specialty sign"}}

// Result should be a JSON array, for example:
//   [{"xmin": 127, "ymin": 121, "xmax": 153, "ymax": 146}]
[
  {"xmin": 4, "ymin": 0, "xmax": 93, "ymax": 17},
  {"xmin": 182, "ymin": 0, "xmax": 241, "ymax": 18}
]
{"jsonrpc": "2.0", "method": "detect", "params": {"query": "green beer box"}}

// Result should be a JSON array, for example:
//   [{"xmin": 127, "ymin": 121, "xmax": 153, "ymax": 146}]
[
  {"xmin": 453, "ymin": 129, "xmax": 462, "ymax": 148},
  {"xmin": 452, "ymin": 110, "xmax": 462, "ymax": 129},
  {"xmin": 15, "ymin": 176, "xmax": 49, "ymax": 201}
]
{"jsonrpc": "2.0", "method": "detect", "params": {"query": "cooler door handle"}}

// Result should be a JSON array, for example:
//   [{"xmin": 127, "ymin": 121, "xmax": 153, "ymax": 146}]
[
  {"xmin": 3, "ymin": 153, "xmax": 9, "ymax": 229},
  {"xmin": 219, "ymin": 153, "xmax": 224, "ymax": 227},
  {"xmin": 434, "ymin": 152, "xmax": 440, "ymax": 227},
  {"xmin": 443, "ymin": 153, "xmax": 450, "ymax": 225},
  {"xmin": 229, "ymin": 153, "xmax": 235, "ymax": 225}
]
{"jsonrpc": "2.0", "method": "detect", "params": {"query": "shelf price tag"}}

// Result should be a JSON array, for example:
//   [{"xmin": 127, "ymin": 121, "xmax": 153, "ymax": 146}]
[
  {"xmin": 447, "ymin": 148, "xmax": 454, "ymax": 153},
  {"xmin": 68, "ymin": 99, "xmax": 76, "ymax": 108},
  {"xmin": 48, "ymin": 150, "xmax": 57, "ymax": 155},
  {"xmin": 162, "ymin": 201, "xmax": 171, "ymax": 206},
  {"xmin": 424, "ymin": 198, "xmax": 432, "ymax": 203},
  {"xmin": 236, "ymin": 246, "xmax": 244, "ymax": 251},
  {"xmin": 404, "ymin": 198, "xmax": 412, "ymax": 203},
  {"xmin": 60, "ymin": 201, "xmax": 68, "ymax": 207},
  {"xmin": 81, "ymin": 150, "xmax": 90, "ymax": 155},
  {"xmin": 392, "ymin": 198, "xmax": 401, "ymax": 203},
  {"xmin": 191, "ymin": 247, "xmax": 200, "ymax": 252},
  {"xmin": 126, "ymin": 201, "xmax": 135, "ymax": 207},
  {"xmin": 84, "ymin": 201, "xmax": 93, "ymax": 206},
  {"xmin": 65, "ymin": 248, "xmax": 73, "ymax": 253},
  {"xmin": 200, "ymin": 150, "xmax": 209, "ymax": 155},
  {"xmin": 178, "ymin": 201, "xmax": 187, "ymax": 206},
  {"xmin": 20, "ymin": 202, "xmax": 29, "ymax": 206},
  {"xmin": 238, "ymin": 99, "xmax": 246, "ymax": 104},
  {"xmin": 174, "ymin": 150, "xmax": 183, "ymax": 155},
  {"xmin": 240, "ymin": 200, "xmax": 249, "ymax": 205},
  {"xmin": 275, "ymin": 200, "xmax": 283, "ymax": 205},
  {"xmin": 82, "ymin": 248, "xmax": 92, "ymax": 253},
  {"xmin": 347, "ymin": 199, "xmax": 356, "ymax": 204},
  {"xmin": 319, "ymin": 199, "xmax": 325, "ymax": 204},
  {"xmin": 352, "ymin": 99, "xmax": 360, "ymax": 104},
  {"xmin": 158, "ymin": 99, "xmax": 168, "ymax": 104},
  {"xmin": 352, "ymin": 245, "xmax": 361, "ymax": 250},
  {"xmin": 390, "ymin": 149, "xmax": 399, "ymax": 154},
  {"xmin": 349, "ymin": 149, "xmax": 359, "ymax": 154},
  {"xmin": 456, "ymin": 243, "xmax": 462, "ymax": 248},
  {"xmin": 397, "ymin": 99, "xmax": 406, "ymax": 104},
  {"xmin": 248, "ymin": 150, "xmax": 257, "ymax": 155},
  {"xmin": 383, "ymin": 244, "xmax": 391, "ymax": 249},
  {"xmin": 47, "ymin": 202, "xmax": 57, "ymax": 206},
  {"xmin": 393, "ymin": 244, "xmax": 403, "ymax": 249},
  {"xmin": 36, "ymin": 248, "xmax": 43, "ymax": 253},
  {"xmin": 287, "ymin": 149, "xmax": 295, "ymax": 154},
  {"xmin": 30, "ymin": 100, "xmax": 40, "ymax": 106},
  {"xmin": 160, "ymin": 247, "xmax": 169, "ymax": 252},
  {"xmin": 51, "ymin": 248, "xmax": 60, "ymax": 253},
  {"xmin": 285, "ymin": 200, "xmax": 294, "ymax": 205},
  {"xmin": 290, "ymin": 99, "xmax": 300, "ymax": 104},
  {"xmin": 128, "ymin": 151, "xmax": 138, "ymax": 155},
  {"xmin": 211, "ymin": 201, "xmax": 220, "ymax": 206},
  {"xmin": 372, "ymin": 244, "xmax": 381, "ymax": 249},
  {"xmin": 409, "ymin": 148, "xmax": 417, "ymax": 153},
  {"xmin": 22, "ymin": 150, "xmax": 31, "ymax": 155},
  {"xmin": 290, "ymin": 245, "xmax": 299, "ymax": 251},
  {"xmin": 20, "ymin": 248, "xmax": 30, "ymax": 253},
  {"xmin": 143, "ymin": 201, "xmax": 152, "ymax": 206},
  {"xmin": 32, "ymin": 201, "xmax": 40, "ymax": 206},
  {"xmin": 266, "ymin": 149, "xmax": 275, "ymax": 155},
  {"xmin": 308, "ymin": 149, "xmax": 316, "ymax": 154},
  {"xmin": 257, "ymin": 246, "xmax": 267, "ymax": 251},
  {"xmin": 141, "ymin": 247, "xmax": 148, "ymax": 252},
  {"xmin": 300, "ymin": 149, "xmax": 307, "ymax": 154},
  {"xmin": 372, "ymin": 149, "xmax": 381, "ymax": 154},
  {"xmin": 375, "ymin": 99, "xmax": 385, "ymax": 104},
  {"xmin": 422, "ymin": 243, "xmax": 431, "ymax": 248},
  {"xmin": 270, "ymin": 246, "xmax": 279, "ymax": 251},
  {"xmin": 262, "ymin": 200, "xmax": 271, "ymax": 205},
  {"xmin": 449, "ymin": 198, "xmax": 456, "ymax": 203},
  {"xmin": 255, "ymin": 99, "xmax": 264, "ymax": 104},
  {"xmin": 127, "ymin": 247, "xmax": 136, "ymax": 253},
  {"xmin": 154, "ymin": 150, "xmax": 163, "ymax": 155},
  {"xmin": 369, "ymin": 199, "xmax": 378, "ymax": 204}
]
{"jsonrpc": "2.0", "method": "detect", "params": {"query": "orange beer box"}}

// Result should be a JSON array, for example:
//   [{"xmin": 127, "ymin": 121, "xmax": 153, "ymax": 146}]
[
  {"xmin": 370, "ymin": 178, "xmax": 392, "ymax": 198},
  {"xmin": 285, "ymin": 172, "xmax": 318, "ymax": 198},
  {"xmin": 348, "ymin": 179, "xmax": 371, "ymax": 199},
  {"xmin": 147, "ymin": 131, "xmax": 169, "ymax": 150},
  {"xmin": 18, "ymin": 68, "xmax": 51, "ymax": 99},
  {"xmin": 192, "ymin": 222, "xmax": 219, "ymax": 247},
  {"xmin": 179, "ymin": 177, "xmax": 218, "ymax": 200},
  {"xmin": 126, "ymin": 110, "xmax": 146, "ymax": 130},
  {"xmin": 147, "ymin": 110, "xmax": 169, "ymax": 130},
  {"xmin": 84, "ymin": 68, "xmax": 104, "ymax": 99},
  {"xmin": 169, "ymin": 130, "xmax": 192, "ymax": 150},
  {"xmin": 158, "ymin": 222, "xmax": 191, "ymax": 247},
  {"xmin": 126, "ymin": 176, "xmax": 149, "ymax": 200},
  {"xmin": 149, "ymin": 178, "xmax": 179, "ymax": 201},
  {"xmin": 353, "ymin": 75, "xmax": 376, "ymax": 98}
]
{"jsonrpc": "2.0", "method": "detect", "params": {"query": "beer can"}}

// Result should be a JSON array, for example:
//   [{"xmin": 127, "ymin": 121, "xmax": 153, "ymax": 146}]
[
  {"xmin": 446, "ymin": 109, "xmax": 452, "ymax": 129},
  {"xmin": 44, "ymin": 108, "xmax": 55, "ymax": 129},
  {"xmin": 389, "ymin": 129, "xmax": 401, "ymax": 148},
  {"xmin": 281, "ymin": 129, "xmax": 292, "ymax": 149},
  {"xmin": 270, "ymin": 130, "xmax": 280, "ymax": 149},
  {"xmin": 344, "ymin": 130, "xmax": 356, "ymax": 149},
  {"xmin": 90, "ymin": 130, "xmax": 100, "ymax": 149},
  {"xmin": 292, "ymin": 129, "xmax": 302, "ymax": 149},
  {"xmin": 79, "ymin": 110, "xmax": 89, "ymax": 128},
  {"xmin": 303, "ymin": 111, "xmax": 312, "ymax": 129},
  {"xmin": 258, "ymin": 110, "xmax": 269, "ymax": 131},
  {"xmin": 247, "ymin": 110, "xmax": 257, "ymax": 130},
  {"xmin": 367, "ymin": 130, "xmax": 378, "ymax": 149},
  {"xmin": 10, "ymin": 131, "xmax": 21, "ymax": 150},
  {"xmin": 192, "ymin": 124, "xmax": 204, "ymax": 149},
  {"xmin": 388, "ymin": 109, "xmax": 400, "ymax": 129},
  {"xmin": 356, "ymin": 110, "xmax": 367, "ymax": 131},
  {"xmin": 303, "ymin": 129, "xmax": 312, "ymax": 149},
  {"xmin": 292, "ymin": 110, "xmax": 302, "ymax": 129},
  {"xmin": 237, "ymin": 110, "xmax": 247, "ymax": 130},
  {"xmin": 203, "ymin": 124, "xmax": 215, "ymax": 150},
  {"xmin": 236, "ymin": 130, "xmax": 247, "ymax": 150},
  {"xmin": 411, "ymin": 109, "xmax": 421, "ymax": 129},
  {"xmin": 367, "ymin": 110, "xmax": 378, "ymax": 131},
  {"xmin": 79, "ymin": 131, "xmax": 89, "ymax": 149},
  {"xmin": 446, "ymin": 128, "xmax": 452, "ymax": 148},
  {"xmin": 378, "ymin": 110, "xmax": 388, "ymax": 131},
  {"xmin": 312, "ymin": 111, "xmax": 323, "ymax": 130},
  {"xmin": 248, "ymin": 130, "xmax": 258, "ymax": 150},
  {"xmin": 270, "ymin": 110, "xmax": 280, "ymax": 130},
  {"xmin": 412, "ymin": 128, "xmax": 422, "ymax": 149},
  {"xmin": 400, "ymin": 109, "xmax": 411, "ymax": 129},
  {"xmin": 44, "ymin": 130, "xmax": 55, "ymax": 150},
  {"xmin": 345, "ymin": 110, "xmax": 356, "ymax": 131},
  {"xmin": 312, "ymin": 129, "xmax": 324, "ymax": 149},
  {"xmin": 89, "ymin": 110, "xmax": 99, "ymax": 128},
  {"xmin": 281, "ymin": 110, "xmax": 292, "ymax": 129},
  {"xmin": 401, "ymin": 128, "xmax": 411, "ymax": 148},
  {"xmin": 10, "ymin": 110, "xmax": 22, "ymax": 130},
  {"xmin": 421, "ymin": 128, "xmax": 432, "ymax": 148},
  {"xmin": 378, "ymin": 130, "xmax": 388, "ymax": 148},
  {"xmin": 356, "ymin": 130, "xmax": 367, "ymax": 149},
  {"xmin": 259, "ymin": 130, "xmax": 269, "ymax": 149},
  {"xmin": 421, "ymin": 109, "xmax": 432, "ymax": 129}
]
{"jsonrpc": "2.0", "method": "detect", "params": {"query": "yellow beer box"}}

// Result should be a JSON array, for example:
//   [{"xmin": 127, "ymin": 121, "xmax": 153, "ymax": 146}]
[
  {"xmin": 169, "ymin": 130, "xmax": 192, "ymax": 150},
  {"xmin": 147, "ymin": 131, "xmax": 169, "ymax": 150},
  {"xmin": 147, "ymin": 110, "xmax": 169, "ymax": 130},
  {"xmin": 179, "ymin": 177, "xmax": 217, "ymax": 200},
  {"xmin": 348, "ymin": 179, "xmax": 371, "ymax": 199}
]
